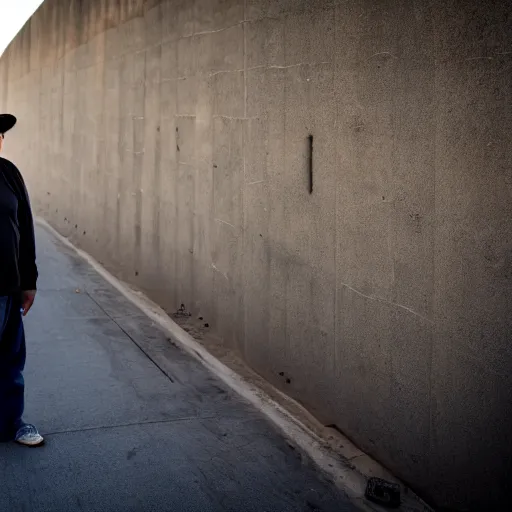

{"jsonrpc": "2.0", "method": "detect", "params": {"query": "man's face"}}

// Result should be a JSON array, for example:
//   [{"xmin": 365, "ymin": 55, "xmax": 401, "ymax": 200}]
[{"xmin": 0, "ymin": 134, "xmax": 4, "ymax": 153}]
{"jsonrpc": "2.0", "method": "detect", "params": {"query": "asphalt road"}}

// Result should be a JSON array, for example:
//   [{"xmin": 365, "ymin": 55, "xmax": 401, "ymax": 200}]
[{"xmin": 0, "ymin": 225, "xmax": 358, "ymax": 512}]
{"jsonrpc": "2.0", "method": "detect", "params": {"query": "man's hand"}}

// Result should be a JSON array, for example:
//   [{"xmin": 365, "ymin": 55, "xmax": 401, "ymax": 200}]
[{"xmin": 21, "ymin": 290, "xmax": 36, "ymax": 316}]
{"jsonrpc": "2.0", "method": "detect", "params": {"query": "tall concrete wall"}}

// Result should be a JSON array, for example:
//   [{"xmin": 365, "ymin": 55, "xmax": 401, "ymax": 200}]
[{"xmin": 1, "ymin": 1, "xmax": 511, "ymax": 509}]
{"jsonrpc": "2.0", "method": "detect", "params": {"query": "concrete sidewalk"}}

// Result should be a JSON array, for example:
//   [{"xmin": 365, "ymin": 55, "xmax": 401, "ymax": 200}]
[{"xmin": 0, "ymin": 225, "xmax": 358, "ymax": 512}]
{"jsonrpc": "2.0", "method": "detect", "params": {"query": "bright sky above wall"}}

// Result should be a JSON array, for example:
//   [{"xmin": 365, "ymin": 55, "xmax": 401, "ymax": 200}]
[{"xmin": 0, "ymin": 0, "xmax": 44, "ymax": 55}]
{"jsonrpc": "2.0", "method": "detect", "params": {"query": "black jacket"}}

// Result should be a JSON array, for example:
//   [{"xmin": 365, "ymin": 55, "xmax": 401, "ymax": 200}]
[{"xmin": 0, "ymin": 157, "xmax": 38, "ymax": 294}]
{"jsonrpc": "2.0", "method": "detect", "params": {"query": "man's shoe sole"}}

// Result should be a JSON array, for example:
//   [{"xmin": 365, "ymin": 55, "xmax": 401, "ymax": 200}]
[{"xmin": 15, "ymin": 438, "xmax": 45, "ymax": 447}]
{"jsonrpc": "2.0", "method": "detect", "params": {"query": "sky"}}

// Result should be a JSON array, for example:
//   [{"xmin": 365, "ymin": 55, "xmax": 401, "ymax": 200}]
[{"xmin": 0, "ymin": 0, "xmax": 44, "ymax": 55}]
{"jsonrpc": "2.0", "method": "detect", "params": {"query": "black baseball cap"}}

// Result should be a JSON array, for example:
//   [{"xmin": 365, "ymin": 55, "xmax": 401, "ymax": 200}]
[{"xmin": 0, "ymin": 114, "xmax": 17, "ymax": 134}]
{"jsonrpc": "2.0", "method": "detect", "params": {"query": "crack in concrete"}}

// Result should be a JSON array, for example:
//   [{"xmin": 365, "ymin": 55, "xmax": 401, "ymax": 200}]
[
  {"xmin": 43, "ymin": 416, "xmax": 217, "ymax": 437},
  {"xmin": 339, "ymin": 282, "xmax": 433, "ymax": 324}
]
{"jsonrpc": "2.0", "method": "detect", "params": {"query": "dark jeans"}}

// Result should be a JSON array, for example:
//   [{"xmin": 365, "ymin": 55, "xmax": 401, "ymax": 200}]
[{"xmin": 0, "ymin": 295, "xmax": 25, "ymax": 440}]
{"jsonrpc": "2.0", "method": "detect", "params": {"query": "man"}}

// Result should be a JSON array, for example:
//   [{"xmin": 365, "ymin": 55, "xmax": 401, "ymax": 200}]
[{"xmin": 0, "ymin": 113, "xmax": 43, "ymax": 446}]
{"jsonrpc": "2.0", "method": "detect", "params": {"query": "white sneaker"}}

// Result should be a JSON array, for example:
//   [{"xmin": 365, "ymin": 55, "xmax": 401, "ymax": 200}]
[{"xmin": 15, "ymin": 424, "xmax": 44, "ymax": 447}]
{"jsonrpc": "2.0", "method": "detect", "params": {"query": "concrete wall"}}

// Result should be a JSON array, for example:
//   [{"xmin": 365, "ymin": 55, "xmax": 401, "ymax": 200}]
[{"xmin": 1, "ymin": 1, "xmax": 511, "ymax": 509}]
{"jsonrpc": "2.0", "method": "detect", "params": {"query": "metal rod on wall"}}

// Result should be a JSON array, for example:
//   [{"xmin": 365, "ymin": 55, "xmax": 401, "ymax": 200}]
[{"xmin": 307, "ymin": 135, "xmax": 313, "ymax": 194}]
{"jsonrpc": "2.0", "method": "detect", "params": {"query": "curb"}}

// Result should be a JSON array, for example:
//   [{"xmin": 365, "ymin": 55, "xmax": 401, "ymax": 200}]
[{"xmin": 37, "ymin": 218, "xmax": 432, "ymax": 512}]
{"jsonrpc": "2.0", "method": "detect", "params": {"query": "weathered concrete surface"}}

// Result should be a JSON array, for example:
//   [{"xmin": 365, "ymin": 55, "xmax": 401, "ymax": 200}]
[
  {"xmin": 0, "ymin": 225, "xmax": 357, "ymax": 512},
  {"xmin": 0, "ymin": 1, "xmax": 511, "ymax": 510}
]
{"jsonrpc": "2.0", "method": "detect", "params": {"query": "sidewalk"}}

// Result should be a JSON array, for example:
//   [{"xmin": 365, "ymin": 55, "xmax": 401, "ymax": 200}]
[{"xmin": 0, "ymin": 225, "xmax": 358, "ymax": 512}]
